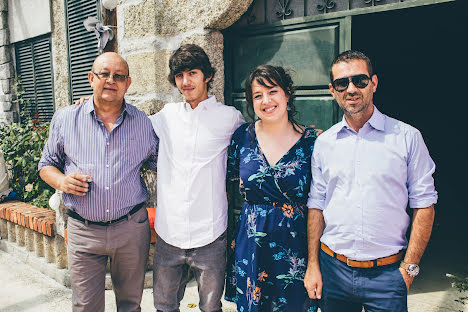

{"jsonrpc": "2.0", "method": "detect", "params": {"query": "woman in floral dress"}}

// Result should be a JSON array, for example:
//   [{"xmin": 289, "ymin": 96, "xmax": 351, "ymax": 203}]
[{"xmin": 225, "ymin": 65, "xmax": 318, "ymax": 312}]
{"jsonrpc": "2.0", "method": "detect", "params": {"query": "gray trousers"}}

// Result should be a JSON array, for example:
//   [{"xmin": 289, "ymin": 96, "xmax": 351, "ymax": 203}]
[
  {"xmin": 67, "ymin": 207, "xmax": 150, "ymax": 312},
  {"xmin": 153, "ymin": 231, "xmax": 227, "ymax": 312}
]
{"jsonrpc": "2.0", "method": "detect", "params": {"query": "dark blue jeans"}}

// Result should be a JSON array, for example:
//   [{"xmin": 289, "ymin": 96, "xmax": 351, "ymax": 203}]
[{"xmin": 320, "ymin": 249, "xmax": 407, "ymax": 312}]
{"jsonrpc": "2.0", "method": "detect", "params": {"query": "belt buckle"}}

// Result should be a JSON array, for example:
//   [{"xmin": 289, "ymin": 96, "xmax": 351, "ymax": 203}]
[{"xmin": 346, "ymin": 258, "xmax": 351, "ymax": 266}]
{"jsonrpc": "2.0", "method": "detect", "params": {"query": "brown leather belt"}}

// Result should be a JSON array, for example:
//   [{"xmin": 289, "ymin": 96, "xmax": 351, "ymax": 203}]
[{"xmin": 321, "ymin": 243, "xmax": 403, "ymax": 268}]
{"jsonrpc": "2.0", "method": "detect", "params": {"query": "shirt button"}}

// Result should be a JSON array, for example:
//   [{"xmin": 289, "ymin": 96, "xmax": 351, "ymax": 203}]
[
  {"xmin": 106, "ymin": 164, "xmax": 110, "ymax": 168},
  {"xmin": 106, "ymin": 142, "xmax": 110, "ymax": 146},
  {"xmin": 106, "ymin": 209, "xmax": 109, "ymax": 213},
  {"xmin": 105, "ymin": 186, "xmax": 109, "ymax": 190}
]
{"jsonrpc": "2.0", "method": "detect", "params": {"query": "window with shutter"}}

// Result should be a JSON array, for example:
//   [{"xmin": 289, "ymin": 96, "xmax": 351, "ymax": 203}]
[
  {"xmin": 15, "ymin": 35, "xmax": 55, "ymax": 122},
  {"xmin": 65, "ymin": 0, "xmax": 101, "ymax": 104}
]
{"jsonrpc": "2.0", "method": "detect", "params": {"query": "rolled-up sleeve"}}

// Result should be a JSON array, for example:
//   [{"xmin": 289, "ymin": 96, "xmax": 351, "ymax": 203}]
[
  {"xmin": 38, "ymin": 112, "xmax": 65, "ymax": 171},
  {"xmin": 307, "ymin": 139, "xmax": 326, "ymax": 210},
  {"xmin": 407, "ymin": 130, "xmax": 438, "ymax": 208}
]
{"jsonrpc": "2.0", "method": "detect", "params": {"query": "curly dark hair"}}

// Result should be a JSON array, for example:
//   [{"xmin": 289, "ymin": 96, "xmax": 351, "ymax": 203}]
[
  {"xmin": 245, "ymin": 64, "xmax": 302, "ymax": 134},
  {"xmin": 329, "ymin": 50, "xmax": 374, "ymax": 82},
  {"xmin": 167, "ymin": 44, "xmax": 216, "ymax": 91}
]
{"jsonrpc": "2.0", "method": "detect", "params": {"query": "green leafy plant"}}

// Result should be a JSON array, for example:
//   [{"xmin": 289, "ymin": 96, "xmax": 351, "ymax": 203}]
[
  {"xmin": 446, "ymin": 273, "xmax": 468, "ymax": 311},
  {"xmin": 0, "ymin": 78, "xmax": 54, "ymax": 208}
]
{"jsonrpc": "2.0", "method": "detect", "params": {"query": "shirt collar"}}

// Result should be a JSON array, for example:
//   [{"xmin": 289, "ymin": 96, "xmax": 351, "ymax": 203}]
[
  {"xmin": 335, "ymin": 105, "xmax": 385, "ymax": 135},
  {"xmin": 84, "ymin": 95, "xmax": 132, "ymax": 117},
  {"xmin": 367, "ymin": 105, "xmax": 385, "ymax": 132},
  {"xmin": 184, "ymin": 95, "xmax": 218, "ymax": 111}
]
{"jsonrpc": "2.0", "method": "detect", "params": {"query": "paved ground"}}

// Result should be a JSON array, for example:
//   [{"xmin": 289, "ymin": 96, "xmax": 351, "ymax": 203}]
[{"xmin": 0, "ymin": 238, "xmax": 466, "ymax": 312}]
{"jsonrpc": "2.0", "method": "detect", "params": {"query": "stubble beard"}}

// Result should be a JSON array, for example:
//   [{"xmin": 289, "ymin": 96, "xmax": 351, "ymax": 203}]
[{"xmin": 341, "ymin": 95, "xmax": 372, "ymax": 120}]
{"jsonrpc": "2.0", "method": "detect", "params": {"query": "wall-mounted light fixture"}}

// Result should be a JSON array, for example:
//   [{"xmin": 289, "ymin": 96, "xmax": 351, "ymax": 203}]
[{"xmin": 102, "ymin": 0, "xmax": 118, "ymax": 10}]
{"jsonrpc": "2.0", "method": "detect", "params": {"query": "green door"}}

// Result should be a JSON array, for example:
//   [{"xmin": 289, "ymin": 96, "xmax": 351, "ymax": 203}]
[
  {"xmin": 223, "ymin": 15, "xmax": 351, "ymax": 229},
  {"xmin": 224, "ymin": 16, "xmax": 351, "ymax": 130}
]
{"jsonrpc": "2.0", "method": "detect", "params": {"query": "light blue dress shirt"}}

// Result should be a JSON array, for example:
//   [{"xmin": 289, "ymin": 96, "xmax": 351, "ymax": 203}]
[
  {"xmin": 39, "ymin": 97, "xmax": 158, "ymax": 222},
  {"xmin": 307, "ymin": 106, "xmax": 437, "ymax": 261}
]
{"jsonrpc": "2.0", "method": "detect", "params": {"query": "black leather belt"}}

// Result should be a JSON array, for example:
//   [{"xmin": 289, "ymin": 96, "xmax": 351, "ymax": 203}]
[{"xmin": 66, "ymin": 203, "xmax": 145, "ymax": 226}]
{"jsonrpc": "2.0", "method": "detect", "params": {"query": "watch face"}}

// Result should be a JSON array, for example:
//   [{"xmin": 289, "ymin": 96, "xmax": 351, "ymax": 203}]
[{"xmin": 408, "ymin": 264, "xmax": 420, "ymax": 277}]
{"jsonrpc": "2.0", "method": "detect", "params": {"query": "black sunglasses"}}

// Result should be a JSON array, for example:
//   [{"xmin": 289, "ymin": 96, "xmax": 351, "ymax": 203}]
[
  {"xmin": 332, "ymin": 74, "xmax": 371, "ymax": 92},
  {"xmin": 92, "ymin": 71, "xmax": 129, "ymax": 82}
]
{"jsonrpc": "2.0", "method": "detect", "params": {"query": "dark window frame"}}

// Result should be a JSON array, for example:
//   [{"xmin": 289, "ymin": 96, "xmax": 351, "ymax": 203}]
[
  {"xmin": 14, "ymin": 34, "xmax": 55, "ymax": 122},
  {"xmin": 64, "ymin": 0, "xmax": 101, "ymax": 104}
]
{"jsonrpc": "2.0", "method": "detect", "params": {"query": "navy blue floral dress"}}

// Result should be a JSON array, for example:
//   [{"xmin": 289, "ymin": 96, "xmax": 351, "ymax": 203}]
[{"xmin": 225, "ymin": 123, "xmax": 318, "ymax": 312}]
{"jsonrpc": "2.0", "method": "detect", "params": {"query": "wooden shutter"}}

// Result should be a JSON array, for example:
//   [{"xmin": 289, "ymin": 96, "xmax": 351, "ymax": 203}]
[
  {"xmin": 15, "ymin": 35, "xmax": 55, "ymax": 121},
  {"xmin": 65, "ymin": 0, "xmax": 101, "ymax": 104}
]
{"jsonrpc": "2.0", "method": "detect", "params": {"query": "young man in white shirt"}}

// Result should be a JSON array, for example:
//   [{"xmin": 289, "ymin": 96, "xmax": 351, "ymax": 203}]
[{"xmin": 149, "ymin": 44, "xmax": 244, "ymax": 312}]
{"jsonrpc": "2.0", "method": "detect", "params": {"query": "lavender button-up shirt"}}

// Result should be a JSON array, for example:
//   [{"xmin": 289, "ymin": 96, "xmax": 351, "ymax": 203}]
[
  {"xmin": 39, "ymin": 97, "xmax": 158, "ymax": 222},
  {"xmin": 307, "ymin": 106, "xmax": 437, "ymax": 260}
]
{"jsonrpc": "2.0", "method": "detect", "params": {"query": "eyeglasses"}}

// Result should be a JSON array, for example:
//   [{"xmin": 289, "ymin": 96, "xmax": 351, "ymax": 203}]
[
  {"xmin": 332, "ymin": 74, "xmax": 371, "ymax": 92},
  {"xmin": 92, "ymin": 72, "xmax": 129, "ymax": 82}
]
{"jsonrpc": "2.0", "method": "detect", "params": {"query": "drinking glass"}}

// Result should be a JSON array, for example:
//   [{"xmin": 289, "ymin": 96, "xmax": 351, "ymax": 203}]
[{"xmin": 78, "ymin": 163, "xmax": 94, "ymax": 192}]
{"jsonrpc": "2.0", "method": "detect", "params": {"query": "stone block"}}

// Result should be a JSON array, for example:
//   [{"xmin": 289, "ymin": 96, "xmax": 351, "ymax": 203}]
[
  {"xmin": 0, "ymin": 0, "xmax": 6, "ymax": 12},
  {"xmin": 44, "ymin": 235, "xmax": 55, "ymax": 263},
  {"xmin": 33, "ymin": 231, "xmax": 44, "ymax": 257},
  {"xmin": 122, "ymin": 0, "xmax": 252, "ymax": 37},
  {"xmin": 25, "ymin": 228, "xmax": 35, "ymax": 251},
  {"xmin": 126, "ymin": 51, "xmax": 173, "ymax": 95},
  {"xmin": 0, "ymin": 62, "xmax": 12, "ymax": 79},
  {"xmin": 0, "ymin": 219, "xmax": 7, "ymax": 239},
  {"xmin": 54, "ymin": 235, "xmax": 67, "ymax": 269},
  {"xmin": 15, "ymin": 224, "xmax": 25, "ymax": 246},
  {"xmin": 0, "ymin": 29, "xmax": 8, "ymax": 45},
  {"xmin": 51, "ymin": 192, "xmax": 67, "ymax": 237},
  {"xmin": 7, "ymin": 221, "xmax": 15, "ymax": 242},
  {"xmin": 135, "ymin": 98, "xmax": 165, "ymax": 116},
  {"xmin": 0, "ymin": 93, "xmax": 11, "ymax": 101},
  {"xmin": 123, "ymin": 0, "xmax": 161, "ymax": 38},
  {"xmin": 0, "ymin": 111, "xmax": 13, "ymax": 123},
  {"xmin": 0, "ymin": 78, "xmax": 10, "ymax": 93},
  {"xmin": 0, "ymin": 46, "xmax": 10, "ymax": 63},
  {"xmin": 1, "ymin": 101, "xmax": 11, "ymax": 111},
  {"xmin": 0, "ymin": 12, "xmax": 7, "ymax": 29}
]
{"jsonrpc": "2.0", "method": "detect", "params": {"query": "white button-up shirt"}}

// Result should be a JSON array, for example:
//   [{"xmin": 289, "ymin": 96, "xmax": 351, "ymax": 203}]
[
  {"xmin": 149, "ymin": 96, "xmax": 245, "ymax": 249},
  {"xmin": 307, "ymin": 106, "xmax": 437, "ymax": 260}
]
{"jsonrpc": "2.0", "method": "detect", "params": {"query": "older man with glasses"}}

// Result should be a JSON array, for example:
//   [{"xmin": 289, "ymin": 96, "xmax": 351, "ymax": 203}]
[
  {"xmin": 304, "ymin": 50, "xmax": 437, "ymax": 312},
  {"xmin": 39, "ymin": 52, "xmax": 159, "ymax": 312}
]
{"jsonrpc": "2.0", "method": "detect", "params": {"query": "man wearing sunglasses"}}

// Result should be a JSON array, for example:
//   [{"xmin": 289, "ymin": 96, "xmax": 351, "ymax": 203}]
[
  {"xmin": 304, "ymin": 50, "xmax": 437, "ymax": 312},
  {"xmin": 39, "ymin": 52, "xmax": 159, "ymax": 312}
]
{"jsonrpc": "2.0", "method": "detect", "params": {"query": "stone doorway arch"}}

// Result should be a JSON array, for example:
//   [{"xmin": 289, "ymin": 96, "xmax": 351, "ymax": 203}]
[{"xmin": 117, "ymin": 0, "xmax": 254, "ymax": 114}]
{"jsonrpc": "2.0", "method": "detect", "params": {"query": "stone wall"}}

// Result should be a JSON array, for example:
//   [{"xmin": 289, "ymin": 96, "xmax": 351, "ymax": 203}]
[
  {"xmin": 0, "ymin": 0, "xmax": 14, "ymax": 124},
  {"xmin": 50, "ymin": 0, "xmax": 70, "ymax": 110},
  {"xmin": 116, "ymin": 0, "xmax": 253, "ymax": 114}
]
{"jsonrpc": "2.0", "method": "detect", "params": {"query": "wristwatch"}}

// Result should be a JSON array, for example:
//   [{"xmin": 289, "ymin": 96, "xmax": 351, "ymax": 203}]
[{"xmin": 400, "ymin": 261, "xmax": 420, "ymax": 277}]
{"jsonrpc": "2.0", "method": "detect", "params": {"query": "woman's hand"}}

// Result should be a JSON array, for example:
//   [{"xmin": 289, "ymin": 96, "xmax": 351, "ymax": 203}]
[{"xmin": 309, "ymin": 124, "xmax": 324, "ymax": 136}]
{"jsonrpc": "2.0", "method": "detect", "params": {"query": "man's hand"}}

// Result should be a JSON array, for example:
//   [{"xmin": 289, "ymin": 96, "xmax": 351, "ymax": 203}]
[
  {"xmin": 304, "ymin": 264, "xmax": 323, "ymax": 299},
  {"xmin": 74, "ymin": 96, "xmax": 91, "ymax": 105},
  {"xmin": 58, "ymin": 172, "xmax": 90, "ymax": 196},
  {"xmin": 399, "ymin": 267, "xmax": 414, "ymax": 291}
]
